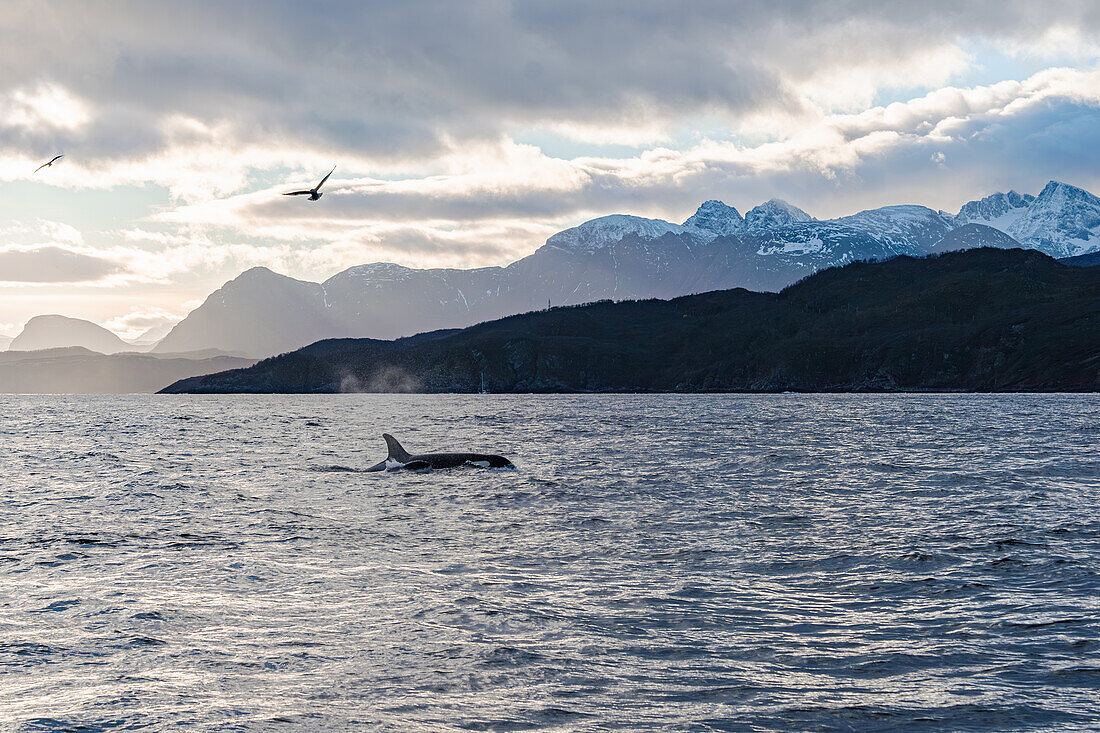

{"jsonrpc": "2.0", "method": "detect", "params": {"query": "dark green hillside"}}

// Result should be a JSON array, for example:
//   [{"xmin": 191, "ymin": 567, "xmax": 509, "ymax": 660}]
[{"xmin": 162, "ymin": 249, "xmax": 1100, "ymax": 393}]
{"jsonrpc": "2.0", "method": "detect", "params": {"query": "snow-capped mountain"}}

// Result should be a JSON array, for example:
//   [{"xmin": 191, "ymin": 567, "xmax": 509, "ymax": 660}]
[
  {"xmin": 743, "ymin": 199, "xmax": 814, "ymax": 230},
  {"xmin": 955, "ymin": 190, "xmax": 1035, "ymax": 224},
  {"xmin": 680, "ymin": 197, "xmax": 815, "ymax": 235},
  {"xmin": 954, "ymin": 181, "xmax": 1100, "ymax": 256},
  {"xmin": 154, "ymin": 180, "xmax": 1099, "ymax": 357},
  {"xmin": 544, "ymin": 214, "xmax": 699, "ymax": 253},
  {"xmin": 682, "ymin": 200, "xmax": 743, "ymax": 236},
  {"xmin": 833, "ymin": 205, "xmax": 956, "ymax": 255}
]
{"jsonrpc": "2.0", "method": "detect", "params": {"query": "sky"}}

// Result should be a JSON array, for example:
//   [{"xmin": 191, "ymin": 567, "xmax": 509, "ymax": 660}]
[{"xmin": 1, "ymin": 1, "xmax": 1099, "ymax": 338}]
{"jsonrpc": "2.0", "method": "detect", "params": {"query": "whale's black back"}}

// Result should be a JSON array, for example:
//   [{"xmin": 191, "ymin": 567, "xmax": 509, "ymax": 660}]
[
  {"xmin": 371, "ymin": 433, "xmax": 514, "ymax": 471},
  {"xmin": 408, "ymin": 452, "xmax": 512, "ymax": 469}
]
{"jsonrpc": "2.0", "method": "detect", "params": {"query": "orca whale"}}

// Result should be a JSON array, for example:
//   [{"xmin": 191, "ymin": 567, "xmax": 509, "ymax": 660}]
[{"xmin": 365, "ymin": 433, "xmax": 515, "ymax": 472}]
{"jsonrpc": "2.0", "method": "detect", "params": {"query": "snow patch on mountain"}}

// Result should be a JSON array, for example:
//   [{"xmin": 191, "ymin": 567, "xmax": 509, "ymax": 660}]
[{"xmin": 756, "ymin": 236, "xmax": 825, "ymax": 256}]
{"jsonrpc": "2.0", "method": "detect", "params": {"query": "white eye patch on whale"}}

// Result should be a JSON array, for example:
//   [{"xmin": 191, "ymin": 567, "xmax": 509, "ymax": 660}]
[{"xmin": 365, "ymin": 434, "xmax": 515, "ymax": 472}]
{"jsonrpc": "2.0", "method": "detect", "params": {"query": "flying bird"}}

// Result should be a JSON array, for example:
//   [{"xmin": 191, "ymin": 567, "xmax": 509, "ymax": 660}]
[
  {"xmin": 34, "ymin": 154, "xmax": 64, "ymax": 173},
  {"xmin": 283, "ymin": 165, "xmax": 336, "ymax": 201}
]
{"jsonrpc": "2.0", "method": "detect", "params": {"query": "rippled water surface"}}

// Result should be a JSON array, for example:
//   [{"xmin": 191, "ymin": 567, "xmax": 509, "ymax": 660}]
[{"xmin": 1, "ymin": 394, "xmax": 1098, "ymax": 731}]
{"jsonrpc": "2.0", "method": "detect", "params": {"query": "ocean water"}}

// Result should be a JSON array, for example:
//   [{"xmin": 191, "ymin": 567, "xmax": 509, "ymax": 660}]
[{"xmin": 0, "ymin": 394, "xmax": 1098, "ymax": 732}]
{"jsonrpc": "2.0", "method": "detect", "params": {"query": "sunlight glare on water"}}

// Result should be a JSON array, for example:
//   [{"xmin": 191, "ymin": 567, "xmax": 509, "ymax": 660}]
[{"xmin": 0, "ymin": 394, "xmax": 1098, "ymax": 731}]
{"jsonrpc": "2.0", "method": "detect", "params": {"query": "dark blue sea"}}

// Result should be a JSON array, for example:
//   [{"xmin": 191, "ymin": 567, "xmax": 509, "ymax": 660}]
[{"xmin": 1, "ymin": 394, "xmax": 1098, "ymax": 731}]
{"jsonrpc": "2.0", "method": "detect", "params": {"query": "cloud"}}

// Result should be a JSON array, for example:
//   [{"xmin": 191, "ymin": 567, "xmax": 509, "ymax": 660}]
[
  {"xmin": 0, "ymin": 219, "xmax": 291, "ymax": 286},
  {"xmin": 0, "ymin": 1, "xmax": 1097, "ymax": 316},
  {"xmin": 0, "ymin": 82, "xmax": 91, "ymax": 132},
  {"xmin": 102, "ymin": 306, "xmax": 182, "ymax": 340},
  {"xmin": 0, "ymin": 245, "xmax": 122, "ymax": 283},
  {"xmin": 146, "ymin": 66, "xmax": 1100, "ymax": 257},
  {"xmin": 1, "ymin": 2, "xmax": 1098, "ymax": 192}
]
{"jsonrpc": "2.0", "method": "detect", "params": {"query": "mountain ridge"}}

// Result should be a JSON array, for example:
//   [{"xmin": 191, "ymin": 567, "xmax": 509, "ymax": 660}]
[
  {"xmin": 149, "ymin": 179, "xmax": 1100, "ymax": 357},
  {"xmin": 0, "ymin": 348, "xmax": 256, "ymax": 393},
  {"xmin": 160, "ymin": 248, "xmax": 1100, "ymax": 394}
]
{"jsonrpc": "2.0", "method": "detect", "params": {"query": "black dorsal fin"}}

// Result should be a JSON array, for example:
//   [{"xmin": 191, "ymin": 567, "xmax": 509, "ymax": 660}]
[{"xmin": 382, "ymin": 433, "xmax": 411, "ymax": 462}]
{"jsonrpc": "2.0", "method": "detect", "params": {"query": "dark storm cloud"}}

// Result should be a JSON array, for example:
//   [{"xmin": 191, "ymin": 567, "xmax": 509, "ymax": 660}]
[{"xmin": 2, "ymin": 0, "xmax": 1098, "ymax": 161}]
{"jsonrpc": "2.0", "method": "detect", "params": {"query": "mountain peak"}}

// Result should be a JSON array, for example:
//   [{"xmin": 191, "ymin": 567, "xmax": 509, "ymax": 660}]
[
  {"xmin": 327, "ymin": 262, "xmax": 416, "ymax": 286},
  {"xmin": 545, "ymin": 214, "xmax": 688, "ymax": 252},
  {"xmin": 227, "ymin": 266, "xmax": 323, "ymax": 292},
  {"xmin": 25, "ymin": 313, "xmax": 82, "ymax": 325},
  {"xmin": 955, "ymin": 180, "xmax": 1100, "ymax": 257},
  {"xmin": 744, "ymin": 198, "xmax": 813, "ymax": 230},
  {"xmin": 1042, "ymin": 179, "xmax": 1074, "ymax": 191},
  {"xmin": 1013, "ymin": 180, "xmax": 1100, "ymax": 256},
  {"xmin": 155, "ymin": 266, "xmax": 331, "ymax": 357},
  {"xmin": 9, "ymin": 314, "xmax": 129, "ymax": 354},
  {"xmin": 234, "ymin": 266, "xmax": 279, "ymax": 280},
  {"xmin": 1037, "ymin": 179, "xmax": 1094, "ymax": 202},
  {"xmin": 341, "ymin": 262, "xmax": 413, "ymax": 276},
  {"xmin": 683, "ymin": 200, "xmax": 743, "ymax": 237},
  {"xmin": 955, "ymin": 189, "xmax": 1034, "ymax": 223}
]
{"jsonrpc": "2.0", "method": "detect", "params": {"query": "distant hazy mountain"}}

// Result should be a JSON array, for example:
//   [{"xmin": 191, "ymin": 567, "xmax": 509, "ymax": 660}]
[
  {"xmin": 154, "ymin": 180, "xmax": 1100, "ymax": 357},
  {"xmin": 161, "ymin": 248, "xmax": 1100, "ymax": 394},
  {"xmin": 9, "ymin": 315, "xmax": 131, "ymax": 354},
  {"xmin": 0, "ymin": 347, "xmax": 256, "ymax": 394},
  {"xmin": 0, "ymin": 334, "xmax": 11, "ymax": 350},
  {"xmin": 128, "ymin": 322, "xmax": 177, "ymax": 348},
  {"xmin": 153, "ymin": 268, "xmax": 339, "ymax": 356}
]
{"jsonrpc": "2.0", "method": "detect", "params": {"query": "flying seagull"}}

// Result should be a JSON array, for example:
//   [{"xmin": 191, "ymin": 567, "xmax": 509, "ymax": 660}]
[
  {"xmin": 34, "ymin": 154, "xmax": 64, "ymax": 173},
  {"xmin": 283, "ymin": 165, "xmax": 336, "ymax": 201}
]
